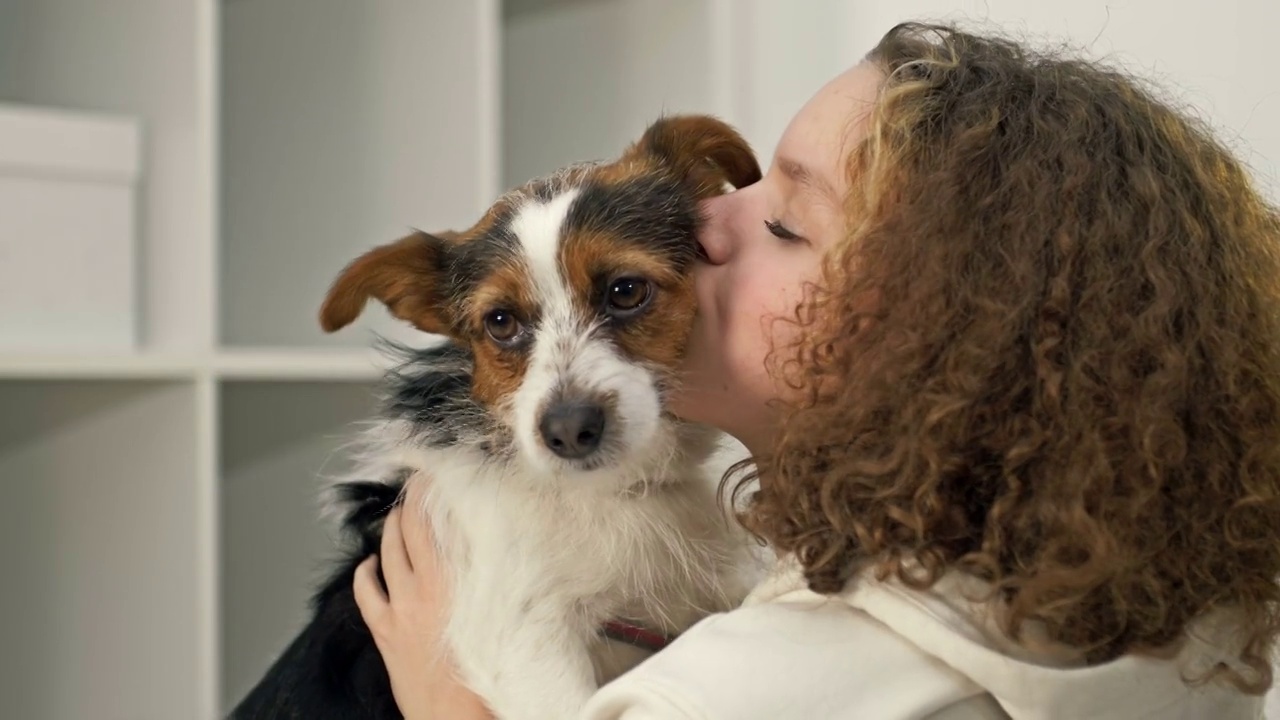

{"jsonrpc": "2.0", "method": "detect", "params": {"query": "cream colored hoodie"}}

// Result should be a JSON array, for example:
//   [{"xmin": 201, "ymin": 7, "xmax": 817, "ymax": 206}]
[{"xmin": 579, "ymin": 556, "xmax": 1265, "ymax": 719}]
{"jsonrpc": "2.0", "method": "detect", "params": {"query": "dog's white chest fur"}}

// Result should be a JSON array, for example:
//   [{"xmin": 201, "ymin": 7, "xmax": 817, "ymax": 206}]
[{"xmin": 388, "ymin": 439, "xmax": 751, "ymax": 720}]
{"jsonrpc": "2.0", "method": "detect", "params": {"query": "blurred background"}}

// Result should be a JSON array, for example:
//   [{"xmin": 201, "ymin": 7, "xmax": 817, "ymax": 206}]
[{"xmin": 0, "ymin": 1, "xmax": 1275, "ymax": 718}]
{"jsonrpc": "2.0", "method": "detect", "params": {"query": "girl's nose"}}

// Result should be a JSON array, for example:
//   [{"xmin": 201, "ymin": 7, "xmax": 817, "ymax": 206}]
[{"xmin": 696, "ymin": 194, "xmax": 734, "ymax": 265}]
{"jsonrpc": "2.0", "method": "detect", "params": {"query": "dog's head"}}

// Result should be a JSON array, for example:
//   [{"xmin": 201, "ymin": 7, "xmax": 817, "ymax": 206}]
[{"xmin": 320, "ymin": 115, "xmax": 760, "ymax": 481}]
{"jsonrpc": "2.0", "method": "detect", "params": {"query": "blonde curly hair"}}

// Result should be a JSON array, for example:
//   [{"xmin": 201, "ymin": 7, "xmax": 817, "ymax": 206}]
[{"xmin": 733, "ymin": 22, "xmax": 1280, "ymax": 692}]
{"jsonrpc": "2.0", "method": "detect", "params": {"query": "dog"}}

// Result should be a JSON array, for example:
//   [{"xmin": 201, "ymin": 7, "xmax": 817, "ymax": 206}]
[{"xmin": 228, "ymin": 114, "xmax": 763, "ymax": 720}]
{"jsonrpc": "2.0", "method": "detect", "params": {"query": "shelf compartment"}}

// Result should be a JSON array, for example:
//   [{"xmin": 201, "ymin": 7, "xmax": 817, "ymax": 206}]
[
  {"xmin": 218, "ymin": 379, "xmax": 382, "ymax": 712},
  {"xmin": 0, "ymin": 0, "xmax": 215, "ymax": 352},
  {"xmin": 0, "ymin": 379, "xmax": 203, "ymax": 719},
  {"xmin": 501, "ymin": 0, "xmax": 721, "ymax": 190},
  {"xmin": 218, "ymin": 0, "xmax": 496, "ymax": 350}
]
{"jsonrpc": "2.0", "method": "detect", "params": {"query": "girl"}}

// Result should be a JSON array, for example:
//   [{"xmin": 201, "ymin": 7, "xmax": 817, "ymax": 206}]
[{"xmin": 353, "ymin": 22, "xmax": 1280, "ymax": 719}]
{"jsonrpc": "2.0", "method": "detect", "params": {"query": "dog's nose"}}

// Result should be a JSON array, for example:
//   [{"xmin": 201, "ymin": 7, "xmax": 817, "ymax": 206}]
[{"xmin": 539, "ymin": 402, "xmax": 606, "ymax": 459}]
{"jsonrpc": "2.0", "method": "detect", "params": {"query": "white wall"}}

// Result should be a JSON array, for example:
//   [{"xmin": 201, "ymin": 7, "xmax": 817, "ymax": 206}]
[
  {"xmin": 835, "ymin": 1, "xmax": 1279, "ymax": 202},
  {"xmin": 688, "ymin": 0, "xmax": 1279, "ymax": 209},
  {"xmin": 716, "ymin": 0, "xmax": 852, "ymax": 170}
]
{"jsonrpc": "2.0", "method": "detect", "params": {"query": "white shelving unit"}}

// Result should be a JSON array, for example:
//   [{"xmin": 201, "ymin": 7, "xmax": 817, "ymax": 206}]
[
  {"xmin": 0, "ymin": 1, "xmax": 844, "ymax": 717},
  {"xmin": 16, "ymin": 2, "xmax": 1272, "ymax": 718}
]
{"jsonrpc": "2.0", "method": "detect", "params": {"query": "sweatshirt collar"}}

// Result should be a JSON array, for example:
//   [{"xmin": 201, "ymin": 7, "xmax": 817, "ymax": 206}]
[{"xmin": 746, "ymin": 556, "xmax": 1261, "ymax": 719}]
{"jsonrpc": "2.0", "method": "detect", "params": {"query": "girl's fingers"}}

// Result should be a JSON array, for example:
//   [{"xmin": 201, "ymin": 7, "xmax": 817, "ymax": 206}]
[
  {"xmin": 399, "ymin": 482, "xmax": 440, "ymax": 577},
  {"xmin": 380, "ymin": 507, "xmax": 414, "ymax": 599},
  {"xmin": 352, "ymin": 555, "xmax": 390, "ymax": 631}
]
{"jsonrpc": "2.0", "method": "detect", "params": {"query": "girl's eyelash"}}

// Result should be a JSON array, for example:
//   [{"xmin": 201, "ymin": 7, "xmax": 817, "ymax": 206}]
[{"xmin": 765, "ymin": 219, "xmax": 803, "ymax": 242}]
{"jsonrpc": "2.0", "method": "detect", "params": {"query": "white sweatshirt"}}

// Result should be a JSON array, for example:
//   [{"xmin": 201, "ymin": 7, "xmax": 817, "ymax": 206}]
[{"xmin": 580, "ymin": 556, "xmax": 1265, "ymax": 719}]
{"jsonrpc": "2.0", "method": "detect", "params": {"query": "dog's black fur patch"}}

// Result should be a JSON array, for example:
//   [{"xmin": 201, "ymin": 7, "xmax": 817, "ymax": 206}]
[
  {"xmin": 228, "ymin": 477, "xmax": 407, "ymax": 719},
  {"xmin": 228, "ymin": 343, "xmax": 477, "ymax": 720},
  {"xmin": 565, "ymin": 175, "xmax": 701, "ymax": 269}
]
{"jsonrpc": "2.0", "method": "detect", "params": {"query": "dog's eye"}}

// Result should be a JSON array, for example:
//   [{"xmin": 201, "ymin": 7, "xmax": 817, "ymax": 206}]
[
  {"xmin": 606, "ymin": 278, "xmax": 652, "ymax": 316},
  {"xmin": 483, "ymin": 309, "xmax": 523, "ymax": 344}
]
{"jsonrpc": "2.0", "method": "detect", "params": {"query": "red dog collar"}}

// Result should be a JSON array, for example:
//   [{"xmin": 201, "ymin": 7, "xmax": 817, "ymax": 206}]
[{"xmin": 601, "ymin": 619, "xmax": 675, "ymax": 653}]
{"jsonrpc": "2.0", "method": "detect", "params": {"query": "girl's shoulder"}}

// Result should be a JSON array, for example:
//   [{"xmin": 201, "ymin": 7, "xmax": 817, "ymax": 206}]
[
  {"xmin": 581, "ymin": 556, "xmax": 1265, "ymax": 720},
  {"xmin": 583, "ymin": 569, "xmax": 997, "ymax": 720},
  {"xmin": 748, "ymin": 556, "xmax": 1264, "ymax": 720}
]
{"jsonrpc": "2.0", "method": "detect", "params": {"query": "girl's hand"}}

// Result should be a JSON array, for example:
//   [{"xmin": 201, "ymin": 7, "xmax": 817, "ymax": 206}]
[{"xmin": 352, "ymin": 481, "xmax": 493, "ymax": 720}]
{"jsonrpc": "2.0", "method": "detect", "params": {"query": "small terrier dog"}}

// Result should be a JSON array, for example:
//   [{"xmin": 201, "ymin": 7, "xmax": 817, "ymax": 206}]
[{"xmin": 229, "ymin": 115, "xmax": 762, "ymax": 720}]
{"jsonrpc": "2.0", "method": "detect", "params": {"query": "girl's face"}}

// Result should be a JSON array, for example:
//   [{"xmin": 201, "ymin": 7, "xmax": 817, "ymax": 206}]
[{"xmin": 672, "ymin": 62, "xmax": 882, "ymax": 453}]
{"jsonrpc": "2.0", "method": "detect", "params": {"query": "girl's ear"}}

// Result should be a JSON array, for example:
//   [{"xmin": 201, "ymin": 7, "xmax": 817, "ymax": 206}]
[
  {"xmin": 628, "ymin": 114, "xmax": 763, "ymax": 197},
  {"xmin": 319, "ymin": 230, "xmax": 455, "ymax": 336}
]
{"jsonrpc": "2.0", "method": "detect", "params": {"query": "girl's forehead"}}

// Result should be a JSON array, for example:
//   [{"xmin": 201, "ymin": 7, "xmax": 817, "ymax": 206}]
[{"xmin": 776, "ymin": 61, "xmax": 882, "ymax": 192}]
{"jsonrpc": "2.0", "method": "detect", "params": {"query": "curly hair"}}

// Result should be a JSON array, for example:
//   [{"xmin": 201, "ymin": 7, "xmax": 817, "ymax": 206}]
[{"xmin": 733, "ymin": 21, "xmax": 1280, "ymax": 691}]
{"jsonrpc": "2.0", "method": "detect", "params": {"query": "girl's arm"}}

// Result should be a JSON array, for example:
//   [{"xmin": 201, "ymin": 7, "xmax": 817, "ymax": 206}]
[{"xmin": 352, "ymin": 493, "xmax": 975, "ymax": 720}]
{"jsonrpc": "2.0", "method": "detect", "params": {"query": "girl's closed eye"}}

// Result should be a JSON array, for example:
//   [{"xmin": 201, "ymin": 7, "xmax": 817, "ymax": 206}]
[{"xmin": 765, "ymin": 219, "xmax": 806, "ymax": 244}]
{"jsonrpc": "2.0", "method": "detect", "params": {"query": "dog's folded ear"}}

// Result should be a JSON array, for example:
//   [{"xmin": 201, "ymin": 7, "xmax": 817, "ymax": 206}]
[
  {"xmin": 630, "ymin": 114, "xmax": 763, "ymax": 197},
  {"xmin": 319, "ymin": 230, "xmax": 454, "ymax": 335}
]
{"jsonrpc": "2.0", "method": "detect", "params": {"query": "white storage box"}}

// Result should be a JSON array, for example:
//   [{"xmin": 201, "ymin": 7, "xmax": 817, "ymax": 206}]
[{"xmin": 0, "ymin": 104, "xmax": 141, "ymax": 351}]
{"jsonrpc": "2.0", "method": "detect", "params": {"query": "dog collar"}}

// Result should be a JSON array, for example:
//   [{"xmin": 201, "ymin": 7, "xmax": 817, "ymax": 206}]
[{"xmin": 600, "ymin": 619, "xmax": 676, "ymax": 653}]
